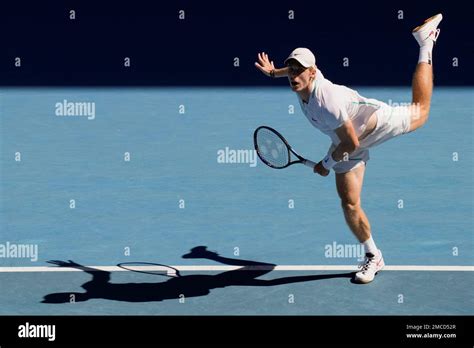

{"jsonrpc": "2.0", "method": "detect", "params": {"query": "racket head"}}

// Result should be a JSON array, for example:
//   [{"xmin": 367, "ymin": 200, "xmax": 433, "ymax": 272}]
[
  {"xmin": 117, "ymin": 262, "xmax": 181, "ymax": 278},
  {"xmin": 253, "ymin": 126, "xmax": 301, "ymax": 169}
]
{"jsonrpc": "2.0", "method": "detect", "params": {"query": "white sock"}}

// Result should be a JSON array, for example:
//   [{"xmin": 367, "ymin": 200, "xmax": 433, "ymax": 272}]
[
  {"xmin": 362, "ymin": 236, "xmax": 378, "ymax": 256},
  {"xmin": 418, "ymin": 42, "xmax": 434, "ymax": 65}
]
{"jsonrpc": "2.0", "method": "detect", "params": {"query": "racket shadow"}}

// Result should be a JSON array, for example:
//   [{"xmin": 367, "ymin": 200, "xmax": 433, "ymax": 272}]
[{"xmin": 42, "ymin": 248, "xmax": 354, "ymax": 304}]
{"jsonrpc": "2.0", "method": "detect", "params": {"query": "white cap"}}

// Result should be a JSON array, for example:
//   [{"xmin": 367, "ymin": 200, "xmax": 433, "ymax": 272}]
[{"xmin": 284, "ymin": 48, "xmax": 316, "ymax": 68}]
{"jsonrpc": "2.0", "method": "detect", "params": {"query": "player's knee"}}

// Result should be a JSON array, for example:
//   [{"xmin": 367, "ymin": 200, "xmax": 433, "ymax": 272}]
[
  {"xmin": 410, "ymin": 105, "xmax": 430, "ymax": 131},
  {"xmin": 420, "ymin": 104, "xmax": 430, "ymax": 122},
  {"xmin": 341, "ymin": 199, "xmax": 360, "ymax": 213}
]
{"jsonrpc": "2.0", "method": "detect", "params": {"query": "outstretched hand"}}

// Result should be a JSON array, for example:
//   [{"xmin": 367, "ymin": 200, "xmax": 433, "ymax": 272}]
[
  {"xmin": 314, "ymin": 161, "xmax": 330, "ymax": 176},
  {"xmin": 255, "ymin": 52, "xmax": 275, "ymax": 77}
]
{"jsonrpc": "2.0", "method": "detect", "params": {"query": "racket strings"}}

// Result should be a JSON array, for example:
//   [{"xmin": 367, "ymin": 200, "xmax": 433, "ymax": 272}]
[{"xmin": 255, "ymin": 128, "xmax": 290, "ymax": 168}]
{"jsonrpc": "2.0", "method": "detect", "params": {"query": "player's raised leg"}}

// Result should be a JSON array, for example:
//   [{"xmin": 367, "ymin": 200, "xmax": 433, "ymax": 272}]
[
  {"xmin": 335, "ymin": 165, "xmax": 384, "ymax": 284},
  {"xmin": 409, "ymin": 13, "xmax": 443, "ymax": 132}
]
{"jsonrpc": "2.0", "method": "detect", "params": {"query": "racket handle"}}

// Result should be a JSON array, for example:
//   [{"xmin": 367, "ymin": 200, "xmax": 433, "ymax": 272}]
[{"xmin": 303, "ymin": 159, "xmax": 317, "ymax": 170}]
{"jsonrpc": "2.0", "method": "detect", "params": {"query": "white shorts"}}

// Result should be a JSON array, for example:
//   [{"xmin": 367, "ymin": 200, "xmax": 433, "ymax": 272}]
[{"xmin": 328, "ymin": 102, "xmax": 412, "ymax": 174}]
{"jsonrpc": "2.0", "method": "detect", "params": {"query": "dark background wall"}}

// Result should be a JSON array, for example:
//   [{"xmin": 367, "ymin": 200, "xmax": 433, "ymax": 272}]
[{"xmin": 0, "ymin": 0, "xmax": 472, "ymax": 86}]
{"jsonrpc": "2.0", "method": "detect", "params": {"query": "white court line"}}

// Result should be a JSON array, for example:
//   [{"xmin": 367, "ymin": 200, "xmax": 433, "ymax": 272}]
[{"xmin": 0, "ymin": 265, "xmax": 472, "ymax": 273}]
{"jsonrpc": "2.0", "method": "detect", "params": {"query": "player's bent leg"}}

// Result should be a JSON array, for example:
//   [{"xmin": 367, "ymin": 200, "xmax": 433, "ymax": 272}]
[
  {"xmin": 335, "ymin": 164, "xmax": 370, "ymax": 242},
  {"xmin": 335, "ymin": 165, "xmax": 385, "ymax": 284}
]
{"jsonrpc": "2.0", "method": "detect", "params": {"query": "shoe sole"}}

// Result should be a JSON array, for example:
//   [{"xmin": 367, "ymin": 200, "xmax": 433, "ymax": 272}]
[{"xmin": 412, "ymin": 13, "xmax": 442, "ymax": 33}]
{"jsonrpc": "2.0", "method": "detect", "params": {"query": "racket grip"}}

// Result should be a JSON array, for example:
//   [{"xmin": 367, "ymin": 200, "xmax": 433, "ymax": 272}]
[{"xmin": 303, "ymin": 159, "xmax": 317, "ymax": 170}]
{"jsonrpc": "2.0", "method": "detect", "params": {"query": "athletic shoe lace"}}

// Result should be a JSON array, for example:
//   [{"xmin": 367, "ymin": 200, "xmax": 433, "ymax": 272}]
[{"xmin": 358, "ymin": 256, "xmax": 376, "ymax": 274}]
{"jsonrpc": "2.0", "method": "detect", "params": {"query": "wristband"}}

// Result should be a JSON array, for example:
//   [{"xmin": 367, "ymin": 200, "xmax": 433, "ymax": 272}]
[
  {"xmin": 321, "ymin": 153, "xmax": 338, "ymax": 170},
  {"xmin": 270, "ymin": 69, "xmax": 275, "ymax": 78}
]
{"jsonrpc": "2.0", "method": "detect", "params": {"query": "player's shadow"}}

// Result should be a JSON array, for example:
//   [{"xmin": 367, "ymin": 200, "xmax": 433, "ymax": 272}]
[{"xmin": 42, "ymin": 246, "xmax": 354, "ymax": 304}]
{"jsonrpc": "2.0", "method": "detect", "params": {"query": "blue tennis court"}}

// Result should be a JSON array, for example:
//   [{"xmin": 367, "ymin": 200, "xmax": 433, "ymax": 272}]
[{"xmin": 0, "ymin": 86, "xmax": 472, "ymax": 315}]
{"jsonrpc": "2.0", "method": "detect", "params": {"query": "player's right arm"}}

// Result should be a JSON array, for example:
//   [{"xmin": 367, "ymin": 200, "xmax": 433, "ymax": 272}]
[{"xmin": 255, "ymin": 52, "xmax": 289, "ymax": 78}]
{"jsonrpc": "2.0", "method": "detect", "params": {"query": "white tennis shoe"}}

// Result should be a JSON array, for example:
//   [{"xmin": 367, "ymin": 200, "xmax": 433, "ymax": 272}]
[
  {"xmin": 412, "ymin": 13, "xmax": 443, "ymax": 47},
  {"xmin": 354, "ymin": 250, "xmax": 385, "ymax": 284}
]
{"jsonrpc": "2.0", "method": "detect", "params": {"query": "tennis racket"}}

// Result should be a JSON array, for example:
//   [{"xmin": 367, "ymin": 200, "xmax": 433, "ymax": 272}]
[
  {"xmin": 253, "ymin": 126, "xmax": 317, "ymax": 170},
  {"xmin": 117, "ymin": 262, "xmax": 181, "ymax": 278}
]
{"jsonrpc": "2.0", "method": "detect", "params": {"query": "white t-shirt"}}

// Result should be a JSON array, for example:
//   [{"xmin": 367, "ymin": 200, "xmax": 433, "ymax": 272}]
[{"xmin": 298, "ymin": 69, "xmax": 382, "ymax": 145}]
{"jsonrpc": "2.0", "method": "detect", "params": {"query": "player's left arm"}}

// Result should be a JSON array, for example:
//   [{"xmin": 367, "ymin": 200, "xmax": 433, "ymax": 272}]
[{"xmin": 314, "ymin": 120, "xmax": 359, "ymax": 176}]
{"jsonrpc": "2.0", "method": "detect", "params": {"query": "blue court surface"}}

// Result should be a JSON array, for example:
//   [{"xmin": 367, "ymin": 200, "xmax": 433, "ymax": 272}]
[{"xmin": 0, "ymin": 86, "xmax": 472, "ymax": 315}]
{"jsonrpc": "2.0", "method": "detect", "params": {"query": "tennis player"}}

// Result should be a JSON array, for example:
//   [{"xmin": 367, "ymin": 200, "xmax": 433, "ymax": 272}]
[{"xmin": 255, "ymin": 14, "xmax": 442, "ymax": 283}]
